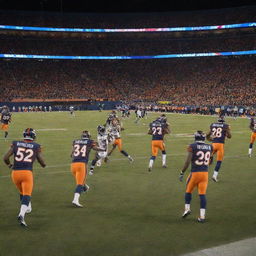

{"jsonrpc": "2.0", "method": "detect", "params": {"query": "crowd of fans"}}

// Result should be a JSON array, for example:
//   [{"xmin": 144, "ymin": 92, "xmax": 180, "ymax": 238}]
[
  {"xmin": 0, "ymin": 6, "xmax": 255, "ymax": 108},
  {"xmin": 0, "ymin": 56, "xmax": 255, "ymax": 107}
]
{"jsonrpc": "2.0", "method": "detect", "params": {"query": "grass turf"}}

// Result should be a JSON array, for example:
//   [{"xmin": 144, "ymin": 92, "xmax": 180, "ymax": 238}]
[{"xmin": 0, "ymin": 111, "xmax": 255, "ymax": 256}]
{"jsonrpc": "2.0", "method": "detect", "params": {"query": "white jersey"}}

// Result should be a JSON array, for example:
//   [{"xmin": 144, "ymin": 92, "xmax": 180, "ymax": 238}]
[
  {"xmin": 108, "ymin": 125, "xmax": 121, "ymax": 139},
  {"xmin": 97, "ymin": 134, "xmax": 108, "ymax": 152},
  {"xmin": 137, "ymin": 110, "xmax": 142, "ymax": 117}
]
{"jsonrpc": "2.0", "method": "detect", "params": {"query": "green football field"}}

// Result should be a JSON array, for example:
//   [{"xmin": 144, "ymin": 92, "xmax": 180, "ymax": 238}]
[{"xmin": 0, "ymin": 111, "xmax": 255, "ymax": 256}]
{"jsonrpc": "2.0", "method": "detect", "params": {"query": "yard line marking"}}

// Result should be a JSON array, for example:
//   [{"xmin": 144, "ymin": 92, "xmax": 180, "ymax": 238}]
[{"xmin": 37, "ymin": 128, "xmax": 68, "ymax": 131}]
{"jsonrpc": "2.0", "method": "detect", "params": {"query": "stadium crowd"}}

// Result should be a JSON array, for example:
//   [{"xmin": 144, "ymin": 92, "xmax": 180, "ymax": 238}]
[
  {"xmin": 0, "ymin": 6, "xmax": 255, "ymax": 108},
  {"xmin": 0, "ymin": 56, "xmax": 255, "ymax": 107}
]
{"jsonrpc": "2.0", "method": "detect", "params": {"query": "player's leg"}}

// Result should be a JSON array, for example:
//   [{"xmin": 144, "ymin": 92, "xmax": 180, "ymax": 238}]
[
  {"xmin": 197, "ymin": 173, "xmax": 208, "ymax": 222},
  {"xmin": 107, "ymin": 143, "xmax": 117, "ymax": 157},
  {"xmin": 212, "ymin": 144, "xmax": 224, "ymax": 182},
  {"xmin": 13, "ymin": 171, "xmax": 33, "ymax": 227},
  {"xmin": 182, "ymin": 173, "xmax": 195, "ymax": 218},
  {"xmin": 71, "ymin": 163, "xmax": 87, "ymax": 207},
  {"xmin": 117, "ymin": 139, "xmax": 133, "ymax": 162},
  {"xmin": 2, "ymin": 124, "xmax": 8, "ymax": 138},
  {"xmin": 160, "ymin": 141, "xmax": 167, "ymax": 168},
  {"xmin": 248, "ymin": 133, "xmax": 256, "ymax": 157},
  {"xmin": 89, "ymin": 153, "xmax": 101, "ymax": 175},
  {"xmin": 149, "ymin": 141, "xmax": 158, "ymax": 171}
]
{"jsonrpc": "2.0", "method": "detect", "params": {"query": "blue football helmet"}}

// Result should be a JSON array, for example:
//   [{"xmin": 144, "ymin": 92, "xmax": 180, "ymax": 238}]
[
  {"xmin": 194, "ymin": 131, "xmax": 206, "ymax": 142},
  {"xmin": 23, "ymin": 128, "xmax": 36, "ymax": 140},
  {"xmin": 81, "ymin": 130, "xmax": 91, "ymax": 139}
]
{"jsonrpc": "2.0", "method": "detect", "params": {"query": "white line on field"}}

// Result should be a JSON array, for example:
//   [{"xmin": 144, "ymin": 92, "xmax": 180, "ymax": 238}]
[{"xmin": 37, "ymin": 128, "xmax": 68, "ymax": 131}]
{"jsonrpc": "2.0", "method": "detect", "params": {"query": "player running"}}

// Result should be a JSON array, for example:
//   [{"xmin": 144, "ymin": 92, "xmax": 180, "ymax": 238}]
[
  {"xmin": 69, "ymin": 106, "xmax": 75, "ymax": 116},
  {"xmin": 248, "ymin": 117, "xmax": 256, "ymax": 157},
  {"xmin": 3, "ymin": 128, "xmax": 46, "ymax": 227},
  {"xmin": 206, "ymin": 116, "xmax": 232, "ymax": 182},
  {"xmin": 1, "ymin": 106, "xmax": 12, "ymax": 139},
  {"xmin": 148, "ymin": 115, "xmax": 170, "ymax": 172},
  {"xmin": 106, "ymin": 119, "xmax": 133, "ymax": 162},
  {"xmin": 179, "ymin": 131, "xmax": 213, "ymax": 223},
  {"xmin": 89, "ymin": 125, "xmax": 110, "ymax": 175},
  {"xmin": 71, "ymin": 130, "xmax": 103, "ymax": 207}
]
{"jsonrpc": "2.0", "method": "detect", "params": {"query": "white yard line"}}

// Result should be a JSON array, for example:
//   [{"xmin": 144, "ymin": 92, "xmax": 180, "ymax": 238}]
[
  {"xmin": 182, "ymin": 237, "xmax": 256, "ymax": 256},
  {"xmin": 37, "ymin": 128, "xmax": 68, "ymax": 131}
]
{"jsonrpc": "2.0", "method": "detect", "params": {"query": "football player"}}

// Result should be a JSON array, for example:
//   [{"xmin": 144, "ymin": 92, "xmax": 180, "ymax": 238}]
[
  {"xmin": 89, "ymin": 125, "xmax": 109, "ymax": 175},
  {"xmin": 248, "ymin": 117, "xmax": 256, "ymax": 157},
  {"xmin": 179, "ymin": 131, "xmax": 213, "ymax": 223},
  {"xmin": 106, "ymin": 119, "xmax": 133, "ymax": 162},
  {"xmin": 3, "ymin": 128, "xmax": 46, "ymax": 227},
  {"xmin": 1, "ymin": 106, "xmax": 12, "ymax": 138},
  {"xmin": 71, "ymin": 130, "xmax": 103, "ymax": 207},
  {"xmin": 69, "ymin": 106, "xmax": 75, "ymax": 116},
  {"xmin": 206, "ymin": 116, "xmax": 231, "ymax": 182},
  {"xmin": 148, "ymin": 116, "xmax": 170, "ymax": 171}
]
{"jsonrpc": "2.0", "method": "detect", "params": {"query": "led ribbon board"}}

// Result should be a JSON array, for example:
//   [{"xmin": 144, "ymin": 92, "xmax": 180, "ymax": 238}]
[
  {"xmin": 0, "ymin": 50, "xmax": 256, "ymax": 59},
  {"xmin": 0, "ymin": 22, "xmax": 255, "ymax": 32}
]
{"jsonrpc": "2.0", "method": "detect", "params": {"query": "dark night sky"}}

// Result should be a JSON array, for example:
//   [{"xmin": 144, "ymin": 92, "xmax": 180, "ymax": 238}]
[{"xmin": 0, "ymin": 0, "xmax": 256, "ymax": 13}]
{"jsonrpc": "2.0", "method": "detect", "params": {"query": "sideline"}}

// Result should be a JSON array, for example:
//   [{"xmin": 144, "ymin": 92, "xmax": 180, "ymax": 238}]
[{"xmin": 182, "ymin": 237, "xmax": 256, "ymax": 256}]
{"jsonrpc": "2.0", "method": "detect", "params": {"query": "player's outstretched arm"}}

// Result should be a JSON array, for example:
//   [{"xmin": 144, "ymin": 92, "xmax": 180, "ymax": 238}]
[
  {"xmin": 36, "ymin": 152, "xmax": 46, "ymax": 168},
  {"xmin": 3, "ymin": 147, "xmax": 14, "ymax": 168},
  {"xmin": 179, "ymin": 151, "xmax": 192, "ymax": 181},
  {"xmin": 226, "ymin": 126, "xmax": 232, "ymax": 139},
  {"xmin": 206, "ymin": 130, "xmax": 213, "ymax": 141}
]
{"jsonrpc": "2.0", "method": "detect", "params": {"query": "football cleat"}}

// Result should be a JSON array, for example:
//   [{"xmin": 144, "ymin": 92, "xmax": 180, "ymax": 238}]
[
  {"xmin": 212, "ymin": 176, "xmax": 218, "ymax": 182},
  {"xmin": 89, "ymin": 170, "xmax": 94, "ymax": 175},
  {"xmin": 128, "ymin": 156, "xmax": 134, "ymax": 162},
  {"xmin": 248, "ymin": 154, "xmax": 252, "ymax": 158},
  {"xmin": 18, "ymin": 215, "xmax": 28, "ymax": 227},
  {"xmin": 148, "ymin": 167, "xmax": 152, "ymax": 172},
  {"xmin": 96, "ymin": 160, "xmax": 102, "ymax": 167},
  {"xmin": 72, "ymin": 201, "xmax": 83, "ymax": 208},
  {"xmin": 162, "ymin": 165, "xmax": 167, "ymax": 168},
  {"xmin": 197, "ymin": 217, "xmax": 205, "ymax": 223},
  {"xmin": 182, "ymin": 210, "xmax": 191, "ymax": 218}
]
